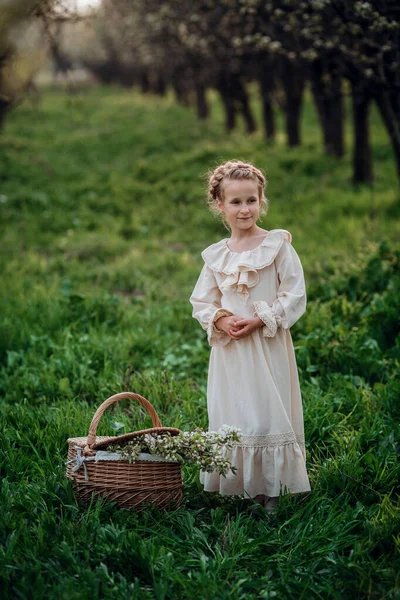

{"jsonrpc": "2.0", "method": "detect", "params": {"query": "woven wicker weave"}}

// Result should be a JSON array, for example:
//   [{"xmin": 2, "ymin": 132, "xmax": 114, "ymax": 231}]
[{"xmin": 66, "ymin": 392, "xmax": 183, "ymax": 511}]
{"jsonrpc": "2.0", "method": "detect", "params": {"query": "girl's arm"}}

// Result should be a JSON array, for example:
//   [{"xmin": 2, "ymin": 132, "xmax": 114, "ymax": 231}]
[
  {"xmin": 189, "ymin": 263, "xmax": 234, "ymax": 346},
  {"xmin": 253, "ymin": 239, "xmax": 306, "ymax": 337}
]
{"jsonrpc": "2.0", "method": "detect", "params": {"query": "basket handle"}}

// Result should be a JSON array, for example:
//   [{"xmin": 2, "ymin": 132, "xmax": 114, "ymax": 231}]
[{"xmin": 86, "ymin": 392, "xmax": 162, "ymax": 447}]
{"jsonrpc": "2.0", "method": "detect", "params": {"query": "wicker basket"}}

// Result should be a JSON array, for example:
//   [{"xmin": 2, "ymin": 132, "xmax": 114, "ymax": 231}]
[{"xmin": 66, "ymin": 392, "xmax": 183, "ymax": 511}]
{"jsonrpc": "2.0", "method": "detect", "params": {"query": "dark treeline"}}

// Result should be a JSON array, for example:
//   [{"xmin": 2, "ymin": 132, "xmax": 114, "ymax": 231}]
[
  {"xmin": 70, "ymin": 0, "xmax": 400, "ymax": 185},
  {"xmin": 1, "ymin": 0, "xmax": 400, "ymax": 185}
]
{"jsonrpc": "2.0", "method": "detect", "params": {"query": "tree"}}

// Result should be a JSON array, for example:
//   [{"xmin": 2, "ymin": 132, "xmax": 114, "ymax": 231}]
[
  {"xmin": 237, "ymin": 0, "xmax": 400, "ymax": 181},
  {"xmin": 0, "ymin": 0, "xmax": 74, "ymax": 129}
]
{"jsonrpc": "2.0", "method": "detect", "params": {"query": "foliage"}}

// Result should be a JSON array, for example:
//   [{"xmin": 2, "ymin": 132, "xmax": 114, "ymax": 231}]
[
  {"xmin": 0, "ymin": 1, "xmax": 65, "ymax": 123},
  {"xmin": 0, "ymin": 87, "xmax": 399, "ymax": 599},
  {"xmin": 235, "ymin": 0, "xmax": 400, "ymax": 86},
  {"xmin": 83, "ymin": 0, "xmax": 400, "ymax": 90},
  {"xmin": 106, "ymin": 426, "xmax": 241, "ymax": 476}
]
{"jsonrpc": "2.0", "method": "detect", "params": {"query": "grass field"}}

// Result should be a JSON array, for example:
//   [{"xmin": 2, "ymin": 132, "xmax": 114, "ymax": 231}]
[{"xmin": 0, "ymin": 85, "xmax": 399, "ymax": 599}]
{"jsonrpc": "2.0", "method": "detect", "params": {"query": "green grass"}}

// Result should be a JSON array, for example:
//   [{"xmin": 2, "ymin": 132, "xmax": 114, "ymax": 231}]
[{"xmin": 0, "ymin": 85, "xmax": 399, "ymax": 599}]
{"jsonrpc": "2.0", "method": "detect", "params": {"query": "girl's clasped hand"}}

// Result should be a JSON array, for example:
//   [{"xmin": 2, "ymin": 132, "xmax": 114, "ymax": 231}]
[{"xmin": 216, "ymin": 315, "xmax": 264, "ymax": 339}]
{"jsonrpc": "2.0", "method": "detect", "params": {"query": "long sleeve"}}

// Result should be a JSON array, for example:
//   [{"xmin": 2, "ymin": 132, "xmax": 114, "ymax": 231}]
[
  {"xmin": 253, "ymin": 240, "xmax": 306, "ymax": 337},
  {"xmin": 189, "ymin": 263, "xmax": 234, "ymax": 347}
]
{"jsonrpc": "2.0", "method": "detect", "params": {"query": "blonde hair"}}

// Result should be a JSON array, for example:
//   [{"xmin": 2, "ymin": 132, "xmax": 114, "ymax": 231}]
[{"xmin": 206, "ymin": 160, "xmax": 269, "ymax": 231}]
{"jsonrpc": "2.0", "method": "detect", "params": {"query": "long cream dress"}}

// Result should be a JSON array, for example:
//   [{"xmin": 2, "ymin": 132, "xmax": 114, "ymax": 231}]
[{"xmin": 189, "ymin": 229, "xmax": 311, "ymax": 499}]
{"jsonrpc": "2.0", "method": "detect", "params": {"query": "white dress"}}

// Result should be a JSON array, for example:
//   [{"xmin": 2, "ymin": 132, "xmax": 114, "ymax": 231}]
[{"xmin": 189, "ymin": 229, "xmax": 311, "ymax": 499}]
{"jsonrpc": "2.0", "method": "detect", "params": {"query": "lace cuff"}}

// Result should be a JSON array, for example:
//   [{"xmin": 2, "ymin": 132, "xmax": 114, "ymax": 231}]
[
  {"xmin": 253, "ymin": 300, "xmax": 282, "ymax": 338},
  {"xmin": 207, "ymin": 308, "xmax": 234, "ymax": 346}
]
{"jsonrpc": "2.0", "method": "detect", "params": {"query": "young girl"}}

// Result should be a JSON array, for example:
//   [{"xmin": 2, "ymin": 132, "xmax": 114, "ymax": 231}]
[{"xmin": 189, "ymin": 160, "xmax": 311, "ymax": 512}]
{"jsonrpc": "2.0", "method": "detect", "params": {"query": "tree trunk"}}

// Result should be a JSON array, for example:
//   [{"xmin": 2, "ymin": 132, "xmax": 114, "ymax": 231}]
[
  {"xmin": 172, "ymin": 77, "xmax": 190, "ymax": 106},
  {"xmin": 330, "ymin": 74, "xmax": 345, "ymax": 158},
  {"xmin": 154, "ymin": 74, "xmax": 167, "ymax": 96},
  {"xmin": 217, "ymin": 73, "xmax": 236, "ymax": 131},
  {"xmin": 0, "ymin": 99, "xmax": 11, "ymax": 130},
  {"xmin": 235, "ymin": 78, "xmax": 257, "ymax": 133},
  {"xmin": 351, "ymin": 82, "xmax": 373, "ymax": 184},
  {"xmin": 259, "ymin": 73, "xmax": 276, "ymax": 141},
  {"xmin": 139, "ymin": 71, "xmax": 150, "ymax": 94},
  {"xmin": 310, "ymin": 61, "xmax": 345, "ymax": 157},
  {"xmin": 280, "ymin": 58, "xmax": 304, "ymax": 147},
  {"xmin": 195, "ymin": 83, "xmax": 209, "ymax": 120},
  {"xmin": 286, "ymin": 98, "xmax": 302, "ymax": 146},
  {"xmin": 119, "ymin": 65, "xmax": 136, "ymax": 88},
  {"xmin": 172, "ymin": 79, "xmax": 184, "ymax": 104},
  {"xmin": 388, "ymin": 91, "xmax": 400, "ymax": 120},
  {"xmin": 220, "ymin": 91, "xmax": 236, "ymax": 131},
  {"xmin": 374, "ymin": 91, "xmax": 400, "ymax": 182}
]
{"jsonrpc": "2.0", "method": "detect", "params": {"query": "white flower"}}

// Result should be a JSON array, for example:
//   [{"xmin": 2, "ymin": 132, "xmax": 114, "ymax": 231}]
[{"xmin": 107, "ymin": 426, "xmax": 240, "ymax": 475}]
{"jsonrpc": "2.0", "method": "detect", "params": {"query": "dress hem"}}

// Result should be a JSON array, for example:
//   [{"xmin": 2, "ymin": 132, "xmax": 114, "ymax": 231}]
[{"xmin": 200, "ymin": 439, "xmax": 311, "ymax": 498}]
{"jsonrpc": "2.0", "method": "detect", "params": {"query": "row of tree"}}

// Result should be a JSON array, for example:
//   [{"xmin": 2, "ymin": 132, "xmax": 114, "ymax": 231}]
[
  {"xmin": 72, "ymin": 0, "xmax": 400, "ymax": 185},
  {"xmin": 1, "ymin": 1, "xmax": 400, "ymax": 185}
]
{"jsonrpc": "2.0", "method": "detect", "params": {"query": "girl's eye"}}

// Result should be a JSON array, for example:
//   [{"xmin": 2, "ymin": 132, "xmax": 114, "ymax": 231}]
[{"xmin": 232, "ymin": 199, "xmax": 256, "ymax": 204}]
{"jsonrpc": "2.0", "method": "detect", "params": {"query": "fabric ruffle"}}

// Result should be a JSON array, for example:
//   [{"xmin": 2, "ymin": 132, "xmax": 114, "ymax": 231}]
[
  {"xmin": 201, "ymin": 229, "xmax": 292, "ymax": 300},
  {"xmin": 220, "ymin": 267, "xmax": 260, "ymax": 300},
  {"xmin": 200, "ymin": 432, "xmax": 310, "ymax": 498},
  {"xmin": 253, "ymin": 300, "xmax": 283, "ymax": 338},
  {"xmin": 207, "ymin": 308, "xmax": 234, "ymax": 346}
]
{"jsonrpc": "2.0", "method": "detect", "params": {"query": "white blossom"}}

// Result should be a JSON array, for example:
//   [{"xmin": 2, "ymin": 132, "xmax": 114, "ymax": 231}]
[{"xmin": 107, "ymin": 426, "xmax": 241, "ymax": 477}]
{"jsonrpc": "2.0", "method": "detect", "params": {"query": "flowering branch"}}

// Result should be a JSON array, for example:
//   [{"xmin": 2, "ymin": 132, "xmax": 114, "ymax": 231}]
[{"xmin": 107, "ymin": 425, "xmax": 241, "ymax": 478}]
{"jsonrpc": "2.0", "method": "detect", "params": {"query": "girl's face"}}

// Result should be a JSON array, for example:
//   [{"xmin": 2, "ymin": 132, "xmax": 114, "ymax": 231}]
[{"xmin": 216, "ymin": 178, "xmax": 262, "ymax": 232}]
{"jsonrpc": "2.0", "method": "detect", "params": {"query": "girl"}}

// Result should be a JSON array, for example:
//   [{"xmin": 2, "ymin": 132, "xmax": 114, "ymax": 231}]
[{"xmin": 189, "ymin": 160, "xmax": 311, "ymax": 513}]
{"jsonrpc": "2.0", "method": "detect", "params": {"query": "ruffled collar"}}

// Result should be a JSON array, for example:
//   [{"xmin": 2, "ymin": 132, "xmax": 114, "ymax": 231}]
[
  {"xmin": 201, "ymin": 229, "xmax": 292, "ymax": 300},
  {"xmin": 201, "ymin": 229, "xmax": 292, "ymax": 274}
]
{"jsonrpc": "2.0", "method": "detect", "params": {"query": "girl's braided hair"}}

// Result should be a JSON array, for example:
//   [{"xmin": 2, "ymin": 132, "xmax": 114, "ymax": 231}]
[{"xmin": 206, "ymin": 160, "xmax": 269, "ymax": 230}]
